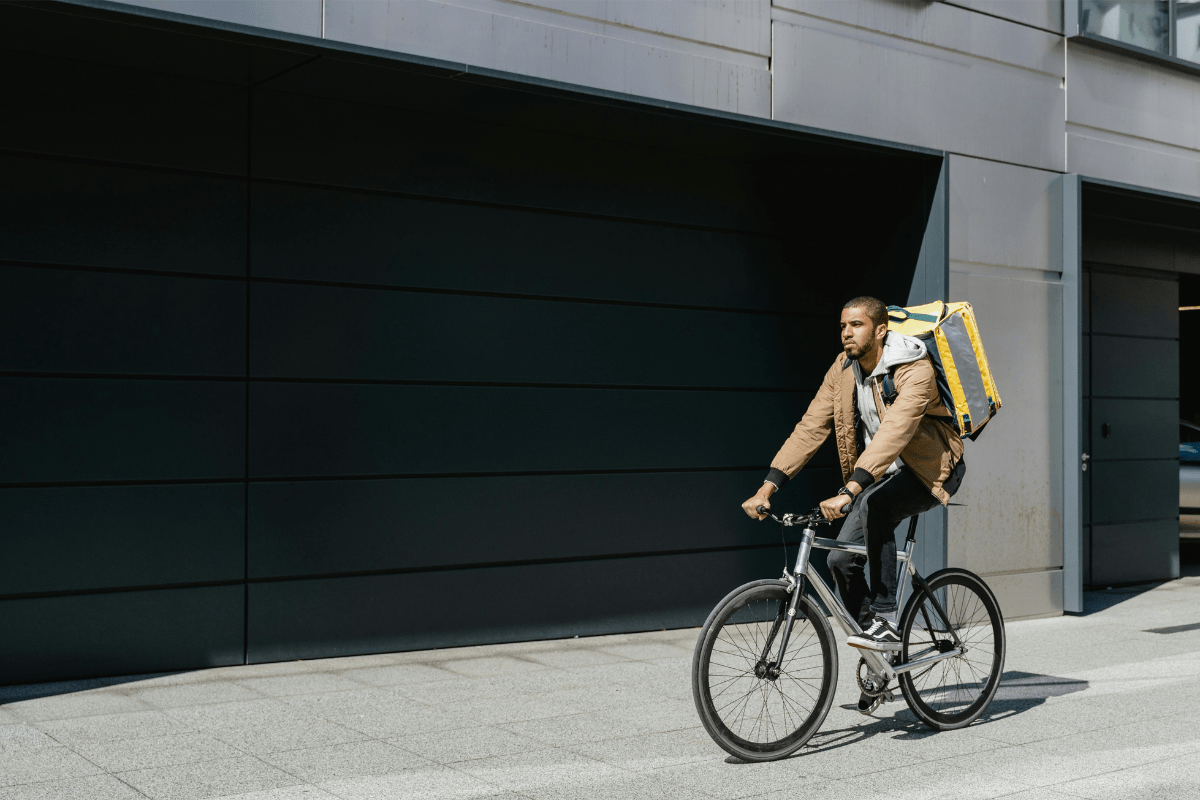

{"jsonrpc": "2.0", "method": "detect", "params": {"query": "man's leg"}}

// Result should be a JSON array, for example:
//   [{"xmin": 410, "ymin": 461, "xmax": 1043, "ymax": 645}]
[
  {"xmin": 829, "ymin": 476, "xmax": 893, "ymax": 627},
  {"xmin": 846, "ymin": 467, "xmax": 941, "ymax": 653},
  {"xmin": 862, "ymin": 468, "xmax": 941, "ymax": 616}
]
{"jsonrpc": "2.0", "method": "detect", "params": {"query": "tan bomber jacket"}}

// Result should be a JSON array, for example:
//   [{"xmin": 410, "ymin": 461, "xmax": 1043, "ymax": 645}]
[{"xmin": 765, "ymin": 352, "xmax": 964, "ymax": 504}]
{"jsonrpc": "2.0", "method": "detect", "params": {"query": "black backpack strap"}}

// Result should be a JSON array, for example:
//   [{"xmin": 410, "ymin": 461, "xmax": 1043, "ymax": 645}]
[{"xmin": 880, "ymin": 371, "xmax": 898, "ymax": 404}]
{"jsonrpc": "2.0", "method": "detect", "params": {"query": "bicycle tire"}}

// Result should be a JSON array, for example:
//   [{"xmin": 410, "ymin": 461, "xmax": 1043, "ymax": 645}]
[
  {"xmin": 897, "ymin": 568, "xmax": 1005, "ymax": 730},
  {"xmin": 691, "ymin": 580, "xmax": 837, "ymax": 761}
]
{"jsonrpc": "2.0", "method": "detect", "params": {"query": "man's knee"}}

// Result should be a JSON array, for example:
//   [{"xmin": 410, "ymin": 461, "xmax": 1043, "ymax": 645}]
[{"xmin": 826, "ymin": 550, "xmax": 861, "ymax": 577}]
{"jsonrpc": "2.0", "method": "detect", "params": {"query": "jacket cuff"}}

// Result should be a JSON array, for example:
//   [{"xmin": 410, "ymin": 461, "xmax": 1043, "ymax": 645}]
[
  {"xmin": 764, "ymin": 468, "xmax": 790, "ymax": 490},
  {"xmin": 848, "ymin": 467, "xmax": 875, "ymax": 489}
]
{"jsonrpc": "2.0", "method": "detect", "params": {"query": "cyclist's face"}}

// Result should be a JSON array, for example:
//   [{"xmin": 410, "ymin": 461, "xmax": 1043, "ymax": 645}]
[{"xmin": 840, "ymin": 307, "xmax": 886, "ymax": 360}]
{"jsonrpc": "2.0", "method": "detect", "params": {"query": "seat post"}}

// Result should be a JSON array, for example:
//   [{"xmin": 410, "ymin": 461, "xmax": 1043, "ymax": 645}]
[{"xmin": 904, "ymin": 513, "xmax": 920, "ymax": 543}]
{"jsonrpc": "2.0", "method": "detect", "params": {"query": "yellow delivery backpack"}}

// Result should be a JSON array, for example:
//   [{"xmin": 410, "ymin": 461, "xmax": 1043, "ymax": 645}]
[{"xmin": 886, "ymin": 301, "xmax": 1001, "ymax": 440}]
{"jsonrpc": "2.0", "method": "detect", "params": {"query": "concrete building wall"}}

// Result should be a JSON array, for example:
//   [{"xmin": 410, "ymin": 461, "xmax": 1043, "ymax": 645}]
[
  {"xmin": 1067, "ymin": 44, "xmax": 1200, "ymax": 200},
  {"xmin": 947, "ymin": 155, "xmax": 1066, "ymax": 620}
]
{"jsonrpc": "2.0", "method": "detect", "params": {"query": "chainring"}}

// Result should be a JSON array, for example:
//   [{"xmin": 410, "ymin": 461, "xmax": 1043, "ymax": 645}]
[{"xmin": 855, "ymin": 657, "xmax": 889, "ymax": 697}]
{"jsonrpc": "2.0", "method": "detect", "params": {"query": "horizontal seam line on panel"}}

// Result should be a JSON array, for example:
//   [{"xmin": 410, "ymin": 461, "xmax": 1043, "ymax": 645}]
[
  {"xmin": 1089, "ymin": 333, "xmax": 1178, "ymax": 341},
  {"xmin": 487, "ymin": 0, "xmax": 769, "ymax": 59},
  {"xmin": 0, "ymin": 465, "xmax": 836, "ymax": 489},
  {"xmin": 1067, "ymin": 121, "xmax": 1200, "ymax": 160},
  {"xmin": 1088, "ymin": 395, "xmax": 1179, "ymax": 400},
  {"xmin": 770, "ymin": 4, "xmax": 1064, "ymax": 80},
  {"xmin": 247, "ymin": 274, "xmax": 801, "ymax": 316},
  {"xmin": 0, "ymin": 373, "xmax": 804, "ymax": 392},
  {"xmin": 1088, "ymin": 458, "xmax": 1179, "ymax": 463},
  {"xmin": 938, "ymin": 0, "xmax": 1064, "ymax": 35},
  {"xmin": 0, "ymin": 260, "xmax": 245, "ymax": 282},
  {"xmin": 0, "ymin": 579, "xmax": 243, "ymax": 603},
  {"xmin": 941, "ymin": 150, "xmax": 1066, "ymax": 176},
  {"xmin": 0, "ymin": 145, "xmax": 245, "ymax": 181},
  {"xmin": 248, "ymin": 465, "xmax": 821, "ymax": 482},
  {"xmin": 250, "ymin": 175, "xmax": 782, "ymax": 239},
  {"xmin": 1084, "ymin": 210, "xmax": 1200, "ymax": 235},
  {"xmin": 976, "ymin": 566, "xmax": 1062, "ymax": 578},
  {"xmin": 1082, "ymin": 262, "xmax": 1180, "ymax": 281},
  {"xmin": 0, "ymin": 262, "xmax": 797, "ymax": 317},
  {"xmin": 249, "ymin": 541, "xmax": 811, "ymax": 584},
  {"xmin": 1091, "ymin": 517, "xmax": 1182, "ymax": 526},
  {"xmin": 948, "ymin": 262, "xmax": 1062, "ymax": 280}
]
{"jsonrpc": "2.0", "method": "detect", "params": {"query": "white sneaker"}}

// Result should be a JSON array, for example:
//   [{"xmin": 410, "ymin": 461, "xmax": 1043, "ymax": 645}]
[{"xmin": 847, "ymin": 616, "xmax": 902, "ymax": 652}]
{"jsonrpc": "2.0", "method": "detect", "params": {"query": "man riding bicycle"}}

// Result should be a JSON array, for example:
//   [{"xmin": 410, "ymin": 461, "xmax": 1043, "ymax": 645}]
[{"xmin": 741, "ymin": 296, "xmax": 965, "ymax": 662}]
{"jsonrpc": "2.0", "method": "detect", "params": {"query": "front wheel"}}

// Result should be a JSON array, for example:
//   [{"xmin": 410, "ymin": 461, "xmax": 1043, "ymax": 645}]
[
  {"xmin": 692, "ymin": 581, "xmax": 838, "ymax": 761},
  {"xmin": 897, "ymin": 568, "xmax": 1005, "ymax": 730}
]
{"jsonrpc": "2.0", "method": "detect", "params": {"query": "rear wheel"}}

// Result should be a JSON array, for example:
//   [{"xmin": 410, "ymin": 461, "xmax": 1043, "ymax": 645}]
[
  {"xmin": 897, "ymin": 568, "xmax": 1005, "ymax": 730},
  {"xmin": 692, "ymin": 581, "xmax": 837, "ymax": 761}
]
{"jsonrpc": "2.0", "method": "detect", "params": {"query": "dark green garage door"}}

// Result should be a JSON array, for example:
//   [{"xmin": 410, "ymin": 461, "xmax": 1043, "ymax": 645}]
[{"xmin": 0, "ymin": 3, "xmax": 942, "ymax": 682}]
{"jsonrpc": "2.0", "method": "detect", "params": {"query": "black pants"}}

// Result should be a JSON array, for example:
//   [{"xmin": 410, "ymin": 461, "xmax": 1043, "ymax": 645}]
[{"xmin": 826, "ymin": 462, "xmax": 964, "ymax": 624}]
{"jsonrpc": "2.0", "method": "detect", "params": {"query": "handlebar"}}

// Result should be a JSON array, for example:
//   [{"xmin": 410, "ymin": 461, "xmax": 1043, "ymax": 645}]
[{"xmin": 756, "ymin": 504, "xmax": 851, "ymax": 525}]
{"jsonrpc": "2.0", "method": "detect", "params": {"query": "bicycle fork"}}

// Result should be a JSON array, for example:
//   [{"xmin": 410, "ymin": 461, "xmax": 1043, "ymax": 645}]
[{"xmin": 756, "ymin": 524, "xmax": 816, "ymax": 680}]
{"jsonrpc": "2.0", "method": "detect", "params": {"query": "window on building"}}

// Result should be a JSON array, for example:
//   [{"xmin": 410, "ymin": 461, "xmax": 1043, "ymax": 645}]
[
  {"xmin": 1082, "ymin": 0, "xmax": 1169, "ymax": 54},
  {"xmin": 1179, "ymin": 0, "xmax": 1200, "ymax": 62}
]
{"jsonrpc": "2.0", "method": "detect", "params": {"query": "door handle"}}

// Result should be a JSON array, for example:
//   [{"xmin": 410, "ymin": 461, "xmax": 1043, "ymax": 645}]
[
  {"xmin": 1081, "ymin": 453, "xmax": 1090, "ymax": 472},
  {"xmin": 1101, "ymin": 423, "xmax": 1111, "ymax": 438}
]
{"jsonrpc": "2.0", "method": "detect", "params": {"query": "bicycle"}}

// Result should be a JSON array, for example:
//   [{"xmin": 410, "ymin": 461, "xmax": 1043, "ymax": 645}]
[{"xmin": 691, "ymin": 505, "xmax": 1005, "ymax": 762}]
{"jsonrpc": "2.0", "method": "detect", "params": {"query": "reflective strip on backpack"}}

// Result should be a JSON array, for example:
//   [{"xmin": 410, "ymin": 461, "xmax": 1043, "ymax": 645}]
[{"xmin": 937, "ymin": 314, "xmax": 991, "ymax": 434}]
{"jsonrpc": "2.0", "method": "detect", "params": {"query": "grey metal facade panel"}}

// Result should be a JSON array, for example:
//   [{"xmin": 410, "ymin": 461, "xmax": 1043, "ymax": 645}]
[
  {"xmin": 0, "ymin": 266, "xmax": 245, "ymax": 377},
  {"xmin": 515, "ymin": 0, "xmax": 772, "ymax": 55},
  {"xmin": 0, "ymin": 585, "xmax": 244, "ymax": 685},
  {"xmin": 1088, "ymin": 271, "xmax": 1179, "ymax": 338},
  {"xmin": 773, "ymin": 0, "xmax": 1064, "ymax": 73},
  {"xmin": 249, "ymin": 282, "xmax": 817, "ymax": 389},
  {"xmin": 0, "ymin": 379, "xmax": 245, "ymax": 484},
  {"xmin": 0, "ymin": 484, "xmax": 244, "ymax": 596},
  {"xmin": 322, "ymin": 0, "xmax": 771, "ymax": 118},
  {"xmin": 1090, "ymin": 519, "xmax": 1179, "ymax": 585},
  {"xmin": 1089, "ymin": 336, "xmax": 1179, "ymax": 399},
  {"xmin": 0, "ymin": 154, "xmax": 246, "ymax": 277},
  {"xmin": 248, "ymin": 383, "xmax": 820, "ymax": 478},
  {"xmin": 770, "ymin": 18, "xmax": 1065, "ymax": 172},
  {"xmin": 950, "ymin": 155, "xmax": 1060, "ymax": 274},
  {"xmin": 116, "ymin": 0, "xmax": 322, "ymax": 37},
  {"xmin": 0, "ymin": 47, "xmax": 246, "ymax": 174},
  {"xmin": 247, "ymin": 468, "xmax": 835, "ymax": 579},
  {"xmin": 1089, "ymin": 459, "xmax": 1179, "ymax": 524},
  {"xmin": 1089, "ymin": 399, "xmax": 1179, "ymax": 461},
  {"xmin": 1068, "ymin": 46, "xmax": 1200, "ymax": 155},
  {"xmin": 247, "ymin": 548, "xmax": 784, "ymax": 662},
  {"xmin": 952, "ymin": 0, "xmax": 1065, "ymax": 33}
]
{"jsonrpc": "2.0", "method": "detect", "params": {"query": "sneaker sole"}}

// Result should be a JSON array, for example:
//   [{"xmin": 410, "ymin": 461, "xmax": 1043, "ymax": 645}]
[{"xmin": 846, "ymin": 639, "xmax": 902, "ymax": 652}]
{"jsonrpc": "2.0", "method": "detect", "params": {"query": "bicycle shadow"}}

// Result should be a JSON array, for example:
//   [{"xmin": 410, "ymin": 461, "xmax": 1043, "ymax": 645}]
[{"xmin": 723, "ymin": 670, "xmax": 1088, "ymax": 763}]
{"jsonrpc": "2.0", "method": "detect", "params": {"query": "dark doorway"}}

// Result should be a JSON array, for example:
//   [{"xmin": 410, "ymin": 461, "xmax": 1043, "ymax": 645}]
[
  {"xmin": 0, "ymin": 2, "xmax": 944, "ymax": 683},
  {"xmin": 1081, "ymin": 182, "xmax": 1200, "ymax": 587}
]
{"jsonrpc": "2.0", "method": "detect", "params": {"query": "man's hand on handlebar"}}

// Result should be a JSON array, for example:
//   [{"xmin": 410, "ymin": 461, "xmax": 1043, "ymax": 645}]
[
  {"xmin": 741, "ymin": 482, "xmax": 776, "ymax": 520},
  {"xmin": 818, "ymin": 481, "xmax": 863, "ymax": 520}
]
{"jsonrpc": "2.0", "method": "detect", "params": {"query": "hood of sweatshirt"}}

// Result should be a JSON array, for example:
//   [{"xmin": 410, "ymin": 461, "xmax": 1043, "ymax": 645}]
[{"xmin": 867, "ymin": 331, "xmax": 927, "ymax": 378}]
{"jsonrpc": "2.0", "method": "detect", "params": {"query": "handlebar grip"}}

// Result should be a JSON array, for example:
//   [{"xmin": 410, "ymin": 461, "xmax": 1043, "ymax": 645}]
[
  {"xmin": 840, "ymin": 503, "xmax": 852, "ymax": 514},
  {"xmin": 756, "ymin": 505, "xmax": 771, "ymax": 516}
]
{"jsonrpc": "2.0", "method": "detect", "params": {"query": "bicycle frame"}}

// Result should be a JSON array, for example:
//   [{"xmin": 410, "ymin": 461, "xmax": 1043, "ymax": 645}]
[{"xmin": 763, "ymin": 514, "xmax": 964, "ymax": 684}]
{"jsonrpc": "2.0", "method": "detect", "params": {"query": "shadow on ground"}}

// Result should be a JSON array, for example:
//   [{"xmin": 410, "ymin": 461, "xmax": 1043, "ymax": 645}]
[{"xmin": 724, "ymin": 670, "xmax": 1088, "ymax": 764}]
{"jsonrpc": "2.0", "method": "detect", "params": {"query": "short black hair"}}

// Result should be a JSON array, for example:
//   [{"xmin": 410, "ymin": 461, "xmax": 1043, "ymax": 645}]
[{"xmin": 843, "ymin": 296, "xmax": 889, "ymax": 330}]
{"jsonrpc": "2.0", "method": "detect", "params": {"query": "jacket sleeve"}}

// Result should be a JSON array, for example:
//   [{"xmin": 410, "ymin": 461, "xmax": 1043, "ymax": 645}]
[
  {"xmin": 852, "ymin": 357, "xmax": 937, "ymax": 483},
  {"xmin": 764, "ymin": 359, "xmax": 838, "ymax": 488}
]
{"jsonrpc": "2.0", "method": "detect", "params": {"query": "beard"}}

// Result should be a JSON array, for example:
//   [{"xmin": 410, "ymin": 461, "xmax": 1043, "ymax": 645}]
[{"xmin": 843, "ymin": 341, "xmax": 864, "ymax": 359}]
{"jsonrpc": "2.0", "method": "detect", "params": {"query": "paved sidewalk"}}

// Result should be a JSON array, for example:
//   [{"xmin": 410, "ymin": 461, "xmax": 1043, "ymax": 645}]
[{"xmin": 2, "ymin": 576, "xmax": 1199, "ymax": 800}]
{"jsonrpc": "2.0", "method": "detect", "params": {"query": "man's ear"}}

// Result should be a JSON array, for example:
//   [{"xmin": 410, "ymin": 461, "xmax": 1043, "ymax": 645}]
[{"xmin": 875, "ymin": 323, "xmax": 888, "ymax": 341}]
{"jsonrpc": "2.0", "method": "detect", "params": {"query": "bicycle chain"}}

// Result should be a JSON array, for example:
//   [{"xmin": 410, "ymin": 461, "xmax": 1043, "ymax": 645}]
[{"xmin": 855, "ymin": 657, "xmax": 889, "ymax": 697}]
